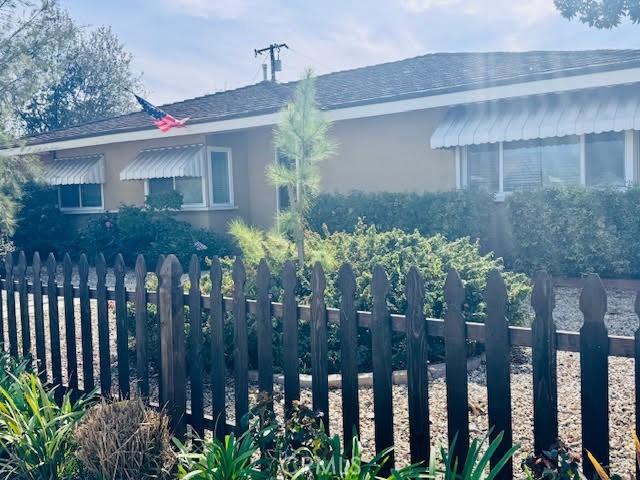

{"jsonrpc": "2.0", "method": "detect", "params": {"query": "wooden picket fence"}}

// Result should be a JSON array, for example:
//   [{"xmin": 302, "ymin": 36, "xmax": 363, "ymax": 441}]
[{"xmin": 0, "ymin": 249, "xmax": 638, "ymax": 479}]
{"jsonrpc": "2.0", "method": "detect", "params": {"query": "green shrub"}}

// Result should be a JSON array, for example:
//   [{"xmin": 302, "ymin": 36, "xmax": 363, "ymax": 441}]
[
  {"xmin": 78, "ymin": 204, "xmax": 236, "ymax": 266},
  {"xmin": 307, "ymin": 189, "xmax": 494, "ymax": 242},
  {"xmin": 0, "ymin": 372, "xmax": 94, "ymax": 480},
  {"xmin": 11, "ymin": 183, "xmax": 75, "ymax": 258}
]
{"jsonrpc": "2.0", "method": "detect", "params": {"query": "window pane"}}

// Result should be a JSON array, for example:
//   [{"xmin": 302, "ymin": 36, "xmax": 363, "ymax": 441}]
[
  {"xmin": 80, "ymin": 184, "xmax": 102, "ymax": 207},
  {"xmin": 540, "ymin": 136, "xmax": 581, "ymax": 187},
  {"xmin": 59, "ymin": 185, "xmax": 80, "ymax": 208},
  {"xmin": 585, "ymin": 131, "xmax": 625, "ymax": 186},
  {"xmin": 503, "ymin": 140, "xmax": 541, "ymax": 191},
  {"xmin": 467, "ymin": 144, "xmax": 499, "ymax": 192},
  {"xmin": 211, "ymin": 151, "xmax": 231, "ymax": 204},
  {"xmin": 148, "ymin": 178, "xmax": 174, "ymax": 195},
  {"xmin": 175, "ymin": 176, "xmax": 203, "ymax": 205}
]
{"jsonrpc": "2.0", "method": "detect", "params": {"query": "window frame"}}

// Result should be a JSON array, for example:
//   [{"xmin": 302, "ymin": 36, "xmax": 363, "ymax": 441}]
[
  {"xmin": 144, "ymin": 151, "xmax": 207, "ymax": 210},
  {"xmin": 58, "ymin": 184, "xmax": 104, "ymax": 213},
  {"xmin": 460, "ymin": 130, "xmax": 637, "ymax": 199},
  {"xmin": 207, "ymin": 146, "xmax": 235, "ymax": 209}
]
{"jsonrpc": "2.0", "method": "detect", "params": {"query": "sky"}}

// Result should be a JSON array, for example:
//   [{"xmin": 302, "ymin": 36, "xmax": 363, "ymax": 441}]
[{"xmin": 61, "ymin": 0, "xmax": 640, "ymax": 105}]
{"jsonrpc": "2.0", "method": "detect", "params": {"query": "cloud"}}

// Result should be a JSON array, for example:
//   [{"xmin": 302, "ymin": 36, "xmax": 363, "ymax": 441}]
[
  {"xmin": 400, "ymin": 0, "xmax": 460, "ymax": 13},
  {"xmin": 160, "ymin": 0, "xmax": 252, "ymax": 20}
]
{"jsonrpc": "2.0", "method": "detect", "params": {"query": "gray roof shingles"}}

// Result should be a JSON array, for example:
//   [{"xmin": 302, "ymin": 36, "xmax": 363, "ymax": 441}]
[{"xmin": 25, "ymin": 50, "xmax": 640, "ymax": 146}]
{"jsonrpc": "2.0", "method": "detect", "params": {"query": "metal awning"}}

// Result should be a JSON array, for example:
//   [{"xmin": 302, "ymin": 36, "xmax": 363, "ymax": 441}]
[
  {"xmin": 431, "ymin": 86, "xmax": 640, "ymax": 149},
  {"xmin": 44, "ymin": 154, "xmax": 105, "ymax": 185},
  {"xmin": 120, "ymin": 144, "xmax": 204, "ymax": 180}
]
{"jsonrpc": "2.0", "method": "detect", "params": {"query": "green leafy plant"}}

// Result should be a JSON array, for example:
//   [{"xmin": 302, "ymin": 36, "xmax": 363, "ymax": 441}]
[
  {"xmin": 0, "ymin": 372, "xmax": 94, "ymax": 480},
  {"xmin": 174, "ymin": 431, "xmax": 266, "ymax": 480},
  {"xmin": 429, "ymin": 431, "xmax": 520, "ymax": 480},
  {"xmin": 521, "ymin": 443, "xmax": 581, "ymax": 479}
]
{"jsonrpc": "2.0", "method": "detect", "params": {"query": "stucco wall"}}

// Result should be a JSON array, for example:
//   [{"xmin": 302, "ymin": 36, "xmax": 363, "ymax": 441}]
[{"xmin": 50, "ymin": 107, "xmax": 456, "ymax": 232}]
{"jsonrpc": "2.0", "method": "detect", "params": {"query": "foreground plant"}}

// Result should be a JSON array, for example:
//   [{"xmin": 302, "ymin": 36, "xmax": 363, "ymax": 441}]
[
  {"xmin": 75, "ymin": 398, "xmax": 174, "ymax": 480},
  {"xmin": 429, "ymin": 431, "xmax": 520, "ymax": 480},
  {"xmin": 521, "ymin": 443, "xmax": 581, "ymax": 479},
  {"xmin": 586, "ymin": 431, "xmax": 640, "ymax": 480},
  {"xmin": 0, "ymin": 373, "xmax": 93, "ymax": 480}
]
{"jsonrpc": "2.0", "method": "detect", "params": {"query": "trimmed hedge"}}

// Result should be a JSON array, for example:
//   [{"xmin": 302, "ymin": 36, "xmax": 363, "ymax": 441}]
[{"xmin": 309, "ymin": 187, "xmax": 640, "ymax": 279}]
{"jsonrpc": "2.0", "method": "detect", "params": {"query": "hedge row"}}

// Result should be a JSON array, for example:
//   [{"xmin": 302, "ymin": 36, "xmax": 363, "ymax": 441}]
[{"xmin": 308, "ymin": 188, "xmax": 640, "ymax": 279}]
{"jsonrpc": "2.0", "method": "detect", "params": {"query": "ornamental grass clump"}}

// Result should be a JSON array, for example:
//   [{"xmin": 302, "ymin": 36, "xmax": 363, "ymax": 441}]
[{"xmin": 74, "ymin": 398, "xmax": 174, "ymax": 480}]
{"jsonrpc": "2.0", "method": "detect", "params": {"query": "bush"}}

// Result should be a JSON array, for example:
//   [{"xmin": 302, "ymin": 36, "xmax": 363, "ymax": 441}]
[
  {"xmin": 77, "ymin": 204, "xmax": 236, "ymax": 266},
  {"xmin": 0, "ymin": 372, "xmax": 94, "ymax": 480},
  {"xmin": 11, "ymin": 183, "xmax": 75, "ymax": 258},
  {"xmin": 75, "ymin": 399, "xmax": 174, "ymax": 480},
  {"xmin": 307, "ymin": 189, "xmax": 494, "ymax": 242}
]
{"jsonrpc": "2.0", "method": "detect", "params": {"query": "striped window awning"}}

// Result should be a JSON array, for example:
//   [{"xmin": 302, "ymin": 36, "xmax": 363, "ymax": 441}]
[
  {"xmin": 120, "ymin": 144, "xmax": 204, "ymax": 181},
  {"xmin": 44, "ymin": 154, "xmax": 105, "ymax": 185},
  {"xmin": 431, "ymin": 86, "xmax": 640, "ymax": 149}
]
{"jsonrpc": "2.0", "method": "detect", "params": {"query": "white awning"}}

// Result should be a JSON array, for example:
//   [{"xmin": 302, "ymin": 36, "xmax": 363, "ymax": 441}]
[
  {"xmin": 431, "ymin": 86, "xmax": 640, "ymax": 149},
  {"xmin": 44, "ymin": 154, "xmax": 105, "ymax": 185},
  {"xmin": 120, "ymin": 144, "xmax": 204, "ymax": 181}
]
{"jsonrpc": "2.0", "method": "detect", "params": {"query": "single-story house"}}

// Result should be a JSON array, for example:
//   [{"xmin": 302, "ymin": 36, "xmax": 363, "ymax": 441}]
[{"xmin": 5, "ymin": 50, "xmax": 640, "ymax": 231}]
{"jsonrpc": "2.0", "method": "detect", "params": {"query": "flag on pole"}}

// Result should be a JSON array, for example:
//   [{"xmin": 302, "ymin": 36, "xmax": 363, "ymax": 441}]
[{"xmin": 134, "ymin": 94, "xmax": 189, "ymax": 133}]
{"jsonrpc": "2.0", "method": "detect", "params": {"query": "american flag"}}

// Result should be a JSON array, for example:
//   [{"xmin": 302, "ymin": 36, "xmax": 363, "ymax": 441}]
[{"xmin": 134, "ymin": 94, "xmax": 189, "ymax": 133}]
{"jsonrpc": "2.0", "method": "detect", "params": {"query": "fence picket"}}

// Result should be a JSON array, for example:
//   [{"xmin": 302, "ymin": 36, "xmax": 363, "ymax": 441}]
[
  {"xmin": 79, "ymin": 254, "xmax": 94, "ymax": 392},
  {"xmin": 114, "ymin": 254, "xmax": 129, "ymax": 399},
  {"xmin": 209, "ymin": 257, "xmax": 226, "ymax": 440},
  {"xmin": 256, "ymin": 259, "xmax": 273, "ymax": 406},
  {"xmin": 579, "ymin": 274, "xmax": 609, "ymax": 478},
  {"xmin": 135, "ymin": 255, "xmax": 149, "ymax": 398},
  {"xmin": 485, "ymin": 270, "xmax": 512, "ymax": 479},
  {"xmin": 635, "ymin": 291, "xmax": 640, "ymax": 480},
  {"xmin": 371, "ymin": 265, "xmax": 394, "ymax": 473},
  {"xmin": 156, "ymin": 254, "xmax": 165, "ymax": 402},
  {"xmin": 531, "ymin": 270, "xmax": 557, "ymax": 455},
  {"xmin": 233, "ymin": 258, "xmax": 249, "ymax": 434},
  {"xmin": 63, "ymin": 254, "xmax": 78, "ymax": 394},
  {"xmin": 46, "ymin": 253, "xmax": 63, "ymax": 404},
  {"xmin": 159, "ymin": 255, "xmax": 186, "ymax": 439},
  {"xmin": 282, "ymin": 261, "xmax": 299, "ymax": 418},
  {"xmin": 444, "ymin": 268, "xmax": 469, "ymax": 469},
  {"xmin": 405, "ymin": 267, "xmax": 428, "ymax": 465},
  {"xmin": 32, "ymin": 253, "xmax": 47, "ymax": 382},
  {"xmin": 5, "ymin": 254, "xmax": 17, "ymax": 357},
  {"xmin": 16, "ymin": 251, "xmax": 31, "ymax": 362},
  {"xmin": 338, "ymin": 263, "xmax": 359, "ymax": 454},
  {"xmin": 310, "ymin": 262, "xmax": 329, "ymax": 434},
  {"xmin": 96, "ymin": 253, "xmax": 111, "ymax": 397},
  {"xmin": 188, "ymin": 255, "xmax": 204, "ymax": 438}
]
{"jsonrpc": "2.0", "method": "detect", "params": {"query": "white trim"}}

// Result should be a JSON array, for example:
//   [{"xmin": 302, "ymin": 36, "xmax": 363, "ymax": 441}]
[
  {"xmin": 625, "ymin": 130, "xmax": 635, "ymax": 184},
  {"xmin": 58, "ymin": 183, "xmax": 105, "ymax": 213},
  {"xmin": 145, "ymin": 175, "xmax": 207, "ymax": 210},
  {"xmin": 6, "ymin": 67, "xmax": 640, "ymax": 156},
  {"xmin": 207, "ymin": 146, "xmax": 235, "ymax": 207}
]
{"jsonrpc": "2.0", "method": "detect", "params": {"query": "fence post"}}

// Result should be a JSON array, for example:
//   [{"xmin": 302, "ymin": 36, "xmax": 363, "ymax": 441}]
[
  {"xmin": 46, "ymin": 253, "xmax": 63, "ymax": 404},
  {"xmin": 135, "ymin": 255, "xmax": 149, "ymax": 398},
  {"xmin": 485, "ymin": 269, "xmax": 512, "ymax": 480},
  {"xmin": 256, "ymin": 259, "xmax": 273, "ymax": 407},
  {"xmin": 63, "ymin": 253, "xmax": 78, "ymax": 396},
  {"xmin": 209, "ymin": 257, "xmax": 226, "ymax": 441},
  {"xmin": 4, "ymin": 254, "xmax": 17, "ymax": 357},
  {"xmin": 444, "ymin": 268, "xmax": 469, "ymax": 470},
  {"xmin": 405, "ymin": 266, "xmax": 429, "ymax": 465},
  {"xmin": 159, "ymin": 254, "xmax": 186, "ymax": 440},
  {"xmin": 114, "ymin": 254, "xmax": 129, "ymax": 399},
  {"xmin": 96, "ymin": 253, "xmax": 111, "ymax": 397},
  {"xmin": 579, "ymin": 274, "xmax": 609, "ymax": 478},
  {"xmin": 531, "ymin": 270, "xmax": 557, "ymax": 455},
  {"xmin": 338, "ymin": 263, "xmax": 359, "ymax": 455},
  {"xmin": 155, "ymin": 254, "xmax": 165, "ymax": 403},
  {"xmin": 282, "ymin": 261, "xmax": 299, "ymax": 419},
  {"xmin": 232, "ymin": 258, "xmax": 249, "ymax": 434},
  {"xmin": 310, "ymin": 262, "xmax": 329, "ymax": 434},
  {"xmin": 16, "ymin": 251, "xmax": 30, "ymax": 363},
  {"xmin": 32, "ymin": 252, "xmax": 47, "ymax": 382},
  {"xmin": 79, "ymin": 254, "xmax": 94, "ymax": 392},
  {"xmin": 188, "ymin": 254, "xmax": 204, "ymax": 438},
  {"xmin": 371, "ymin": 265, "xmax": 394, "ymax": 475}
]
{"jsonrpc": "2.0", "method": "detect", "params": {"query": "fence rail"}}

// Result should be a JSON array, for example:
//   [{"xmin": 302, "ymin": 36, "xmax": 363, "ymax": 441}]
[{"xmin": 0, "ymin": 250, "xmax": 638, "ymax": 479}]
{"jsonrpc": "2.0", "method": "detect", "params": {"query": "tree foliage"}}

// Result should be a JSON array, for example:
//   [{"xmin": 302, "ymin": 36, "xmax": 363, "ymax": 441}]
[
  {"xmin": 267, "ymin": 70, "xmax": 336, "ymax": 264},
  {"xmin": 554, "ymin": 0, "xmax": 640, "ymax": 28}
]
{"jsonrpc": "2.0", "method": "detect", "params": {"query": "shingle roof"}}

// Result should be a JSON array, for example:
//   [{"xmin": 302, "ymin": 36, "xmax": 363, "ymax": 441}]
[{"xmin": 25, "ymin": 50, "xmax": 640, "ymax": 146}]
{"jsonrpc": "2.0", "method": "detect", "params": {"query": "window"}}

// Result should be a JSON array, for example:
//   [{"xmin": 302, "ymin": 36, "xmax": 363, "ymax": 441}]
[
  {"xmin": 148, "ymin": 176, "xmax": 204, "ymax": 206},
  {"xmin": 585, "ymin": 132, "xmax": 625, "ymax": 187},
  {"xmin": 209, "ymin": 148, "xmax": 233, "ymax": 206},
  {"xmin": 503, "ymin": 136, "xmax": 580, "ymax": 191},
  {"xmin": 466, "ymin": 144, "xmax": 499, "ymax": 191},
  {"xmin": 59, "ymin": 184, "xmax": 103, "ymax": 210}
]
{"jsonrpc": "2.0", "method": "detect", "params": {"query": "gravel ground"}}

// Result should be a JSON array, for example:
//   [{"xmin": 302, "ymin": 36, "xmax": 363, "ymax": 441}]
[{"xmin": 3, "ymin": 280, "xmax": 639, "ymax": 478}]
